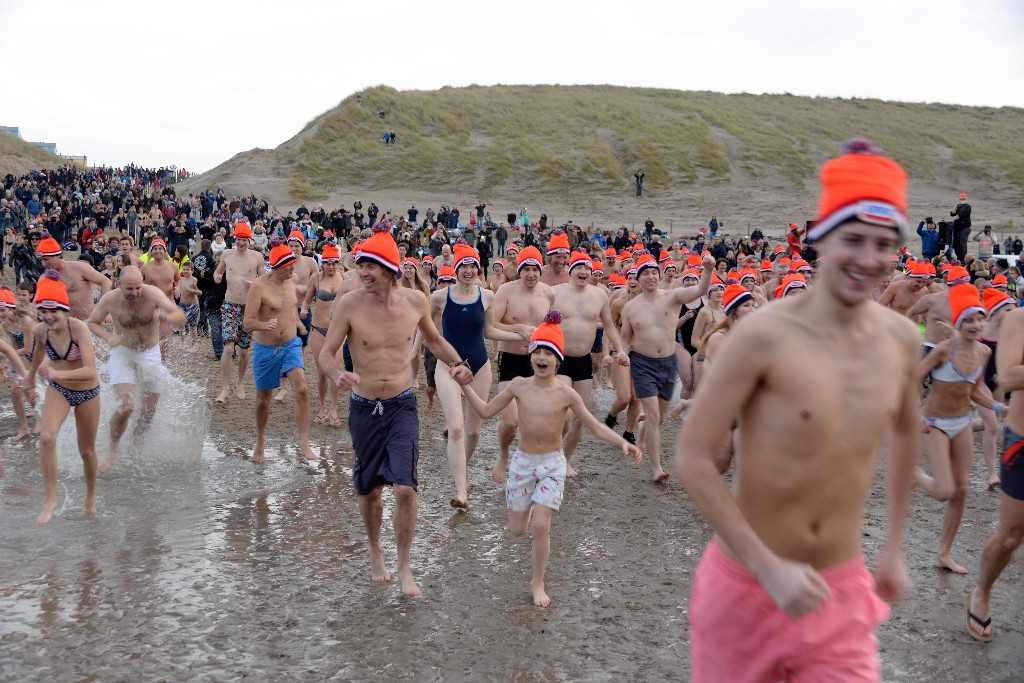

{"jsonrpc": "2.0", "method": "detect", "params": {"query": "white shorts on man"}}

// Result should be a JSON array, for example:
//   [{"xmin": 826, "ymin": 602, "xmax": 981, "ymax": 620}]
[{"xmin": 108, "ymin": 344, "xmax": 164, "ymax": 393}]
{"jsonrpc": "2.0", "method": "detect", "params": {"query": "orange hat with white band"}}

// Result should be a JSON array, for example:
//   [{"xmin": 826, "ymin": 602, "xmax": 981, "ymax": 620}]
[{"xmin": 529, "ymin": 311, "xmax": 564, "ymax": 361}]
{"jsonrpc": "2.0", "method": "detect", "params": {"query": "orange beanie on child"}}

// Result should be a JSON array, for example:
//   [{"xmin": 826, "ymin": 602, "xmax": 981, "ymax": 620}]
[
  {"xmin": 35, "ymin": 270, "xmax": 70, "ymax": 310},
  {"xmin": 949, "ymin": 283, "xmax": 986, "ymax": 328},
  {"xmin": 529, "ymin": 311, "xmax": 565, "ymax": 361}
]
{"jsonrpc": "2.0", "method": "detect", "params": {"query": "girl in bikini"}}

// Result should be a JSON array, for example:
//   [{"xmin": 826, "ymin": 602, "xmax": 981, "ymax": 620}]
[
  {"xmin": 24, "ymin": 271, "xmax": 101, "ymax": 526},
  {"xmin": 301, "ymin": 245, "xmax": 346, "ymax": 426},
  {"xmin": 917, "ymin": 284, "xmax": 1006, "ymax": 573}
]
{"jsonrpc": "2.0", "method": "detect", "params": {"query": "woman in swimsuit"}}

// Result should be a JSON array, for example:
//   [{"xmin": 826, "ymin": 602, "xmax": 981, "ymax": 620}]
[
  {"xmin": 301, "ymin": 245, "xmax": 346, "ymax": 425},
  {"xmin": 917, "ymin": 284, "xmax": 1006, "ymax": 573},
  {"xmin": 24, "ymin": 271, "xmax": 101, "ymax": 527},
  {"xmin": 1, "ymin": 286, "xmax": 39, "ymax": 441},
  {"xmin": 689, "ymin": 274, "xmax": 725, "ymax": 391},
  {"xmin": 428, "ymin": 244, "xmax": 526, "ymax": 508},
  {"xmin": 673, "ymin": 268, "xmax": 704, "ymax": 400},
  {"xmin": 486, "ymin": 259, "xmax": 508, "ymax": 292}
]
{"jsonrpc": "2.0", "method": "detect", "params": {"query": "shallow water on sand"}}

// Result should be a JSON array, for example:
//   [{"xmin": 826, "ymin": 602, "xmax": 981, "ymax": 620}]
[{"xmin": 1, "ymin": 361, "xmax": 1022, "ymax": 681}]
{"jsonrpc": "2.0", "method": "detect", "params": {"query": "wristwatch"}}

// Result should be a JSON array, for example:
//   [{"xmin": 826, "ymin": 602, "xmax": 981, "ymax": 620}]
[{"xmin": 452, "ymin": 358, "xmax": 470, "ymax": 368}]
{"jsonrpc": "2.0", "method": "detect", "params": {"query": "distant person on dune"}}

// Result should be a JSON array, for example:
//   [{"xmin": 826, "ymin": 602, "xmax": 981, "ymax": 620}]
[{"xmin": 635, "ymin": 170, "xmax": 645, "ymax": 197}]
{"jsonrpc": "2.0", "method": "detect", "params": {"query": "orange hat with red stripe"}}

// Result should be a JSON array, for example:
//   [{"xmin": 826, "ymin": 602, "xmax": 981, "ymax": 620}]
[
  {"xmin": 687, "ymin": 253, "xmax": 703, "ymax": 268},
  {"xmin": 149, "ymin": 237, "xmax": 167, "ymax": 253},
  {"xmin": 618, "ymin": 249, "xmax": 633, "ymax": 261},
  {"xmin": 983, "ymin": 286, "xmax": 1015, "ymax": 315},
  {"xmin": 610, "ymin": 273, "xmax": 626, "ymax": 289},
  {"xmin": 760, "ymin": 259, "xmax": 773, "ymax": 272},
  {"xmin": 546, "ymin": 231, "xmax": 571, "ymax": 255},
  {"xmin": 287, "ymin": 230, "xmax": 305, "ymax": 244},
  {"xmin": 992, "ymin": 273, "xmax": 1008, "ymax": 289},
  {"xmin": 35, "ymin": 270, "xmax": 70, "ymax": 311},
  {"xmin": 321, "ymin": 245, "xmax": 341, "ymax": 263},
  {"xmin": 682, "ymin": 268, "xmax": 700, "ymax": 281},
  {"xmin": 268, "ymin": 240, "xmax": 297, "ymax": 270},
  {"xmin": 402, "ymin": 256, "xmax": 419, "ymax": 269},
  {"xmin": 0, "ymin": 286, "xmax": 15, "ymax": 309},
  {"xmin": 791, "ymin": 259, "xmax": 813, "ymax": 273},
  {"xmin": 946, "ymin": 265, "xmax": 970, "ymax": 285},
  {"xmin": 356, "ymin": 222, "xmax": 401, "ymax": 277},
  {"xmin": 234, "ymin": 223, "xmax": 253, "ymax": 240},
  {"xmin": 438, "ymin": 265, "xmax": 457, "ymax": 282},
  {"xmin": 517, "ymin": 246, "xmax": 544, "ymax": 273},
  {"xmin": 36, "ymin": 234, "xmax": 63, "ymax": 257},
  {"xmin": 723, "ymin": 280, "xmax": 754, "ymax": 315},
  {"xmin": 604, "ymin": 247, "xmax": 617, "ymax": 258},
  {"xmin": 664, "ymin": 259, "xmax": 677, "ymax": 272},
  {"xmin": 529, "ymin": 310, "xmax": 564, "ymax": 361},
  {"xmin": 809, "ymin": 138, "xmax": 909, "ymax": 243},
  {"xmin": 739, "ymin": 268, "xmax": 757, "ymax": 282},
  {"xmin": 493, "ymin": 258, "xmax": 506, "ymax": 269},
  {"xmin": 568, "ymin": 250, "xmax": 593, "ymax": 273},
  {"xmin": 950, "ymin": 283, "xmax": 986, "ymax": 327},
  {"xmin": 591, "ymin": 259, "xmax": 604, "ymax": 276},
  {"xmin": 709, "ymin": 273, "xmax": 726, "ymax": 291}
]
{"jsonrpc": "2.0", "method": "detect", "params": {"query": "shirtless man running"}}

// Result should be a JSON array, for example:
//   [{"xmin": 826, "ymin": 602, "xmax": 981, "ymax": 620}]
[
  {"xmin": 318, "ymin": 227, "xmax": 472, "ymax": 596},
  {"xmin": 878, "ymin": 262, "xmax": 931, "ymax": 317},
  {"xmin": 552, "ymin": 251, "xmax": 628, "ymax": 476},
  {"xmin": 907, "ymin": 265, "xmax": 967, "ymax": 355},
  {"xmin": 88, "ymin": 267, "xmax": 185, "ymax": 473},
  {"xmin": 243, "ymin": 242, "xmax": 316, "ymax": 464},
  {"xmin": 274, "ymin": 231, "xmax": 321, "ymax": 401},
  {"xmin": 491, "ymin": 246, "xmax": 555, "ymax": 482},
  {"xmin": 621, "ymin": 252, "xmax": 715, "ymax": 480},
  {"xmin": 540, "ymin": 231, "xmax": 571, "ymax": 287},
  {"xmin": 117, "ymin": 236, "xmax": 143, "ymax": 268},
  {"xmin": 213, "ymin": 224, "xmax": 265, "ymax": 403},
  {"xmin": 35, "ymin": 235, "xmax": 110, "ymax": 319},
  {"xmin": 141, "ymin": 238, "xmax": 181, "ymax": 338},
  {"xmin": 676, "ymin": 139, "xmax": 918, "ymax": 681}
]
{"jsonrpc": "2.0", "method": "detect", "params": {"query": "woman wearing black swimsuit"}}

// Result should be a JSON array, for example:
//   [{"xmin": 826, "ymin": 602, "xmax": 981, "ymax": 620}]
[
  {"xmin": 25, "ymin": 271, "xmax": 101, "ymax": 527},
  {"xmin": 673, "ymin": 268, "xmax": 704, "ymax": 400}
]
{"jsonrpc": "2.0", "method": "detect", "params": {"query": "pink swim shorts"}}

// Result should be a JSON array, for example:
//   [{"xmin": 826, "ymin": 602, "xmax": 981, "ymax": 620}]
[{"xmin": 689, "ymin": 538, "xmax": 890, "ymax": 683}]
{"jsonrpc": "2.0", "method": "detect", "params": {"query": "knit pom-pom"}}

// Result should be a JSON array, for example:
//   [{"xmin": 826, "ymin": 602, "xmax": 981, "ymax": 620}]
[
  {"xmin": 551, "ymin": 229, "xmax": 566, "ymax": 236},
  {"xmin": 372, "ymin": 218, "xmax": 392, "ymax": 234},
  {"xmin": 726, "ymin": 278, "xmax": 739, "ymax": 286},
  {"xmin": 843, "ymin": 137, "xmax": 880, "ymax": 156},
  {"xmin": 42, "ymin": 269, "xmax": 62, "ymax": 282},
  {"xmin": 0, "ymin": 285, "xmax": 10, "ymax": 293},
  {"xmin": 269, "ymin": 238, "xmax": 283, "ymax": 248},
  {"xmin": 574, "ymin": 246, "xmax": 589, "ymax": 254},
  {"xmin": 543, "ymin": 310, "xmax": 563, "ymax": 325},
  {"xmin": 41, "ymin": 230, "xmax": 52, "ymax": 239},
  {"xmin": 952, "ymin": 260, "xmax": 962, "ymax": 267},
  {"xmin": 455, "ymin": 238, "xmax": 468, "ymax": 246}
]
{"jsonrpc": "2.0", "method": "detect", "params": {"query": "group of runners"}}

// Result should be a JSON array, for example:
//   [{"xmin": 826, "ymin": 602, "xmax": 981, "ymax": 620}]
[{"xmin": 1, "ymin": 138, "xmax": 1021, "ymax": 680}]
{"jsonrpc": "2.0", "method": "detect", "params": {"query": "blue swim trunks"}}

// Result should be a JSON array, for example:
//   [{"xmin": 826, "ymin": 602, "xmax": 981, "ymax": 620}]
[{"xmin": 252, "ymin": 336, "xmax": 304, "ymax": 391}]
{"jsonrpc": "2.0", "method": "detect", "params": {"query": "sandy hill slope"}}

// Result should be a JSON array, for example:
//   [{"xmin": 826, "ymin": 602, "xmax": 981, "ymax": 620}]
[
  {"xmin": 0, "ymin": 133, "xmax": 64, "ymax": 176},
  {"xmin": 179, "ymin": 85, "xmax": 1024, "ymax": 235}
]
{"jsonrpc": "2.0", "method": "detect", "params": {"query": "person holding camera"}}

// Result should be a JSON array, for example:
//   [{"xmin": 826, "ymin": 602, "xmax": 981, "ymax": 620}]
[
  {"xmin": 972, "ymin": 224, "xmax": 994, "ymax": 261},
  {"xmin": 917, "ymin": 217, "xmax": 940, "ymax": 260}
]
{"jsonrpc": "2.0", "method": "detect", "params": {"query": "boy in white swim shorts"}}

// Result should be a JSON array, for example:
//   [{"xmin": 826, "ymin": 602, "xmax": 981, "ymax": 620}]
[{"xmin": 463, "ymin": 311, "xmax": 641, "ymax": 607}]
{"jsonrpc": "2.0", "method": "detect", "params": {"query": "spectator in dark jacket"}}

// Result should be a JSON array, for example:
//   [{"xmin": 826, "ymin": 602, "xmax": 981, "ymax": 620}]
[{"xmin": 917, "ymin": 219, "xmax": 939, "ymax": 260}]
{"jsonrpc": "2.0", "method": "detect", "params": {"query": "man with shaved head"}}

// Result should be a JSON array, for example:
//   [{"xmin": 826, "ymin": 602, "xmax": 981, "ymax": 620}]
[{"xmin": 87, "ymin": 266, "xmax": 185, "ymax": 473}]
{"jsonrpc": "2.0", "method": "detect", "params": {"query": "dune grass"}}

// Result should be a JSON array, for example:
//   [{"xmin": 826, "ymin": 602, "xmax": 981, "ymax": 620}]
[
  {"xmin": 0, "ymin": 132, "xmax": 64, "ymax": 174},
  {"xmin": 287, "ymin": 85, "xmax": 1024, "ymax": 203}
]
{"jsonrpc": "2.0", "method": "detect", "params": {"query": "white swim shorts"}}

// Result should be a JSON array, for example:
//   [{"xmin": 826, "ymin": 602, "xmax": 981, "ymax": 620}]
[{"xmin": 505, "ymin": 449, "xmax": 566, "ymax": 512}]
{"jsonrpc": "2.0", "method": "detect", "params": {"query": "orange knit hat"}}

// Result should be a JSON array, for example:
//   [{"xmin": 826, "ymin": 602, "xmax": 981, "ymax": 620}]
[
  {"xmin": 782, "ymin": 272, "xmax": 808, "ymax": 296},
  {"xmin": 35, "ymin": 270, "xmax": 70, "ymax": 310},
  {"xmin": 664, "ymin": 259, "xmax": 677, "ymax": 272},
  {"xmin": 809, "ymin": 138, "xmax": 909, "ymax": 243},
  {"xmin": 287, "ymin": 230, "xmax": 305, "ymax": 244},
  {"xmin": 321, "ymin": 245, "xmax": 341, "ymax": 263},
  {"xmin": 356, "ymin": 224, "xmax": 401, "ymax": 277},
  {"xmin": 438, "ymin": 265, "xmax": 457, "ymax": 282},
  {"xmin": 723, "ymin": 280, "xmax": 754, "ymax": 315},
  {"xmin": 992, "ymin": 273, "xmax": 1008, "ymax": 289},
  {"xmin": 946, "ymin": 265, "xmax": 970, "ymax": 284},
  {"xmin": 454, "ymin": 243, "xmax": 481, "ymax": 271},
  {"xmin": 635, "ymin": 254, "xmax": 660, "ymax": 277},
  {"xmin": 591, "ymin": 259, "xmax": 604, "ymax": 276},
  {"xmin": 605, "ymin": 247, "xmax": 617, "ymax": 258},
  {"xmin": 983, "ymin": 286, "xmax": 1015, "ymax": 315},
  {"xmin": 908, "ymin": 263, "xmax": 932, "ymax": 279},
  {"xmin": 546, "ymin": 231, "xmax": 571, "ymax": 255},
  {"xmin": 402, "ymin": 256, "xmax": 419, "ymax": 269},
  {"xmin": 949, "ymin": 283, "xmax": 986, "ymax": 328},
  {"xmin": 149, "ymin": 237, "xmax": 167, "ymax": 253},
  {"xmin": 568, "ymin": 250, "xmax": 593, "ymax": 273},
  {"xmin": 233, "ymin": 223, "xmax": 253, "ymax": 240},
  {"xmin": 739, "ymin": 268, "xmax": 757, "ymax": 282},
  {"xmin": 759, "ymin": 259, "xmax": 773, "ymax": 272},
  {"xmin": 36, "ymin": 235, "xmax": 63, "ymax": 257},
  {"xmin": 269, "ymin": 241, "xmax": 297, "ymax": 270},
  {"xmin": 0, "ymin": 286, "xmax": 15, "ymax": 309},
  {"xmin": 682, "ymin": 268, "xmax": 700, "ymax": 281},
  {"xmin": 517, "ymin": 246, "xmax": 544, "ymax": 273},
  {"xmin": 708, "ymin": 273, "xmax": 726, "ymax": 291},
  {"xmin": 529, "ymin": 310, "xmax": 564, "ymax": 361}
]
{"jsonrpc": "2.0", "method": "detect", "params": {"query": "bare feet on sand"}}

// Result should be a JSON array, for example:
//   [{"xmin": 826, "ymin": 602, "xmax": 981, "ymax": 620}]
[
  {"xmin": 565, "ymin": 463, "xmax": 578, "ymax": 478},
  {"xmin": 236, "ymin": 383, "xmax": 246, "ymax": 400},
  {"xmin": 83, "ymin": 497, "xmax": 96, "ymax": 520},
  {"xmin": 450, "ymin": 495, "xmax": 469, "ymax": 509},
  {"xmin": 253, "ymin": 447, "xmax": 265, "ymax": 464},
  {"xmin": 935, "ymin": 554, "xmax": 969, "ymax": 574},
  {"xmin": 302, "ymin": 444, "xmax": 318, "ymax": 461},
  {"xmin": 492, "ymin": 457, "xmax": 508, "ymax": 484},
  {"xmin": 11, "ymin": 429, "xmax": 30, "ymax": 443},
  {"xmin": 98, "ymin": 459, "xmax": 113, "ymax": 475},
  {"xmin": 424, "ymin": 398, "xmax": 433, "ymax": 416},
  {"xmin": 274, "ymin": 387, "xmax": 288, "ymax": 402},
  {"xmin": 371, "ymin": 551, "xmax": 391, "ymax": 583},
  {"xmin": 652, "ymin": 468, "xmax": 670, "ymax": 482},
  {"xmin": 37, "ymin": 500, "xmax": 57, "ymax": 526},
  {"xmin": 532, "ymin": 582, "xmax": 551, "ymax": 607},
  {"xmin": 214, "ymin": 388, "xmax": 230, "ymax": 404},
  {"xmin": 397, "ymin": 568, "xmax": 421, "ymax": 597}
]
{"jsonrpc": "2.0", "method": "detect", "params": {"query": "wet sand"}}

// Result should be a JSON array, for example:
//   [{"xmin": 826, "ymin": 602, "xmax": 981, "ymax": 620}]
[{"xmin": 0, "ymin": 341, "xmax": 1022, "ymax": 681}]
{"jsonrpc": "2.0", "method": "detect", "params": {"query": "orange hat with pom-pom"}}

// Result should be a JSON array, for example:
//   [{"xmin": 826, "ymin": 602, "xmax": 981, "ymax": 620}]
[
  {"xmin": 546, "ymin": 231, "xmax": 571, "ymax": 255},
  {"xmin": 454, "ymin": 243, "xmax": 481, "ymax": 271},
  {"xmin": 321, "ymin": 245, "xmax": 341, "ymax": 263},
  {"xmin": 568, "ymin": 250, "xmax": 593, "ymax": 272},
  {"xmin": 437, "ymin": 265, "xmax": 457, "ymax": 283},
  {"xmin": 992, "ymin": 273, "xmax": 1008, "ymax": 289},
  {"xmin": 983, "ymin": 286, "xmax": 1015, "ymax": 315},
  {"xmin": 635, "ymin": 254, "xmax": 660, "ymax": 277},
  {"xmin": 591, "ymin": 259, "xmax": 604, "ymax": 276},
  {"xmin": 356, "ymin": 220, "xmax": 401, "ymax": 276},
  {"xmin": 723, "ymin": 280, "xmax": 754, "ymax": 315},
  {"xmin": 35, "ymin": 234, "xmax": 63, "ymax": 257},
  {"xmin": 782, "ymin": 272, "xmax": 808, "ymax": 296},
  {"xmin": 269, "ymin": 241, "xmax": 296, "ymax": 270},
  {"xmin": 517, "ymin": 246, "xmax": 544, "ymax": 273},
  {"xmin": 809, "ymin": 137, "xmax": 909, "ymax": 243},
  {"xmin": 35, "ymin": 270, "xmax": 70, "ymax": 310},
  {"xmin": 529, "ymin": 310, "xmax": 564, "ymax": 361}
]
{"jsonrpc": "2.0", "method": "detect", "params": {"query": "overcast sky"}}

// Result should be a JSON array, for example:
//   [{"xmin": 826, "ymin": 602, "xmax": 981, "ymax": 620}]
[{"xmin": 2, "ymin": 0, "xmax": 1021, "ymax": 173}]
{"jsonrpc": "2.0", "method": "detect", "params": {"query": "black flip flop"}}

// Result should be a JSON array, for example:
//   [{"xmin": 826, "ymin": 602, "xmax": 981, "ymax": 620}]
[{"xmin": 964, "ymin": 595, "xmax": 993, "ymax": 642}]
